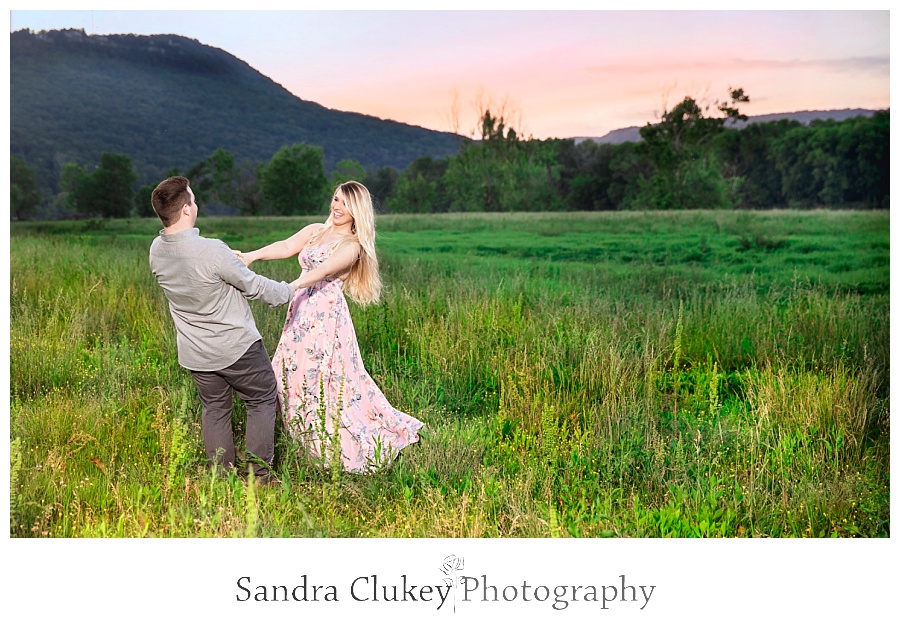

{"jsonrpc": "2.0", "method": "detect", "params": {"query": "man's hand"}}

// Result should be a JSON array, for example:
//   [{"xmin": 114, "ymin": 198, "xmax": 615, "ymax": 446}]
[{"xmin": 232, "ymin": 250, "xmax": 249, "ymax": 266}]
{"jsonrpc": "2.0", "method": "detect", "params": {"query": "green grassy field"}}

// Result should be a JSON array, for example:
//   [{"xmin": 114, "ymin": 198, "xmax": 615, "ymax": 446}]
[{"xmin": 9, "ymin": 210, "xmax": 889, "ymax": 537}]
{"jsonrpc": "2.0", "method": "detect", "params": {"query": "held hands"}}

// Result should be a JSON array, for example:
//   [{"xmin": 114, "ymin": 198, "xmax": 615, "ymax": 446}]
[
  {"xmin": 232, "ymin": 247, "xmax": 299, "ymax": 291},
  {"xmin": 233, "ymin": 247, "xmax": 300, "ymax": 291},
  {"xmin": 232, "ymin": 250, "xmax": 250, "ymax": 266}
]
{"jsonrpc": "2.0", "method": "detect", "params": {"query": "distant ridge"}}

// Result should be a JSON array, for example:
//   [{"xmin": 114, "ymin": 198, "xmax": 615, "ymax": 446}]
[
  {"xmin": 575, "ymin": 109, "xmax": 881, "ymax": 145},
  {"xmin": 10, "ymin": 28, "xmax": 463, "ymax": 193}
]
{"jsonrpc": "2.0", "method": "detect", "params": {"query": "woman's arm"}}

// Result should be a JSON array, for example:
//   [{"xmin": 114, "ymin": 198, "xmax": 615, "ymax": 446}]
[
  {"xmin": 289, "ymin": 241, "xmax": 361, "ymax": 292},
  {"xmin": 235, "ymin": 223, "xmax": 324, "ymax": 266}
]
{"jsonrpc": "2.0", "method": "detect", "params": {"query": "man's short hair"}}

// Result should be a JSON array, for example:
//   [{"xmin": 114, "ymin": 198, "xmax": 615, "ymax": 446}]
[{"xmin": 151, "ymin": 176, "xmax": 191, "ymax": 227}]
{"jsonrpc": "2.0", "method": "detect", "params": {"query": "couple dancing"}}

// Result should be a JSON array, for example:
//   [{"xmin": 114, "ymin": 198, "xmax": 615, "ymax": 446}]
[{"xmin": 149, "ymin": 176, "xmax": 422, "ymax": 483}]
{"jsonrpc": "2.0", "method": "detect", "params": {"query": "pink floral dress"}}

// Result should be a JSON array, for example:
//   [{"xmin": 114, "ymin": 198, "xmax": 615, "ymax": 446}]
[{"xmin": 272, "ymin": 240, "xmax": 424, "ymax": 472}]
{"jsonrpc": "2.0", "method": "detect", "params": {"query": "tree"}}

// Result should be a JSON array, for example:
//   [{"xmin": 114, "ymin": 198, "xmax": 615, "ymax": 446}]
[
  {"xmin": 91, "ymin": 153, "xmax": 138, "ymax": 217},
  {"xmin": 10, "ymin": 155, "xmax": 42, "ymax": 220},
  {"xmin": 392, "ymin": 173, "xmax": 436, "ymax": 213},
  {"xmin": 61, "ymin": 153, "xmax": 137, "ymax": 217},
  {"xmin": 329, "ymin": 159, "xmax": 366, "ymax": 192},
  {"xmin": 234, "ymin": 161, "xmax": 267, "ymax": 216},
  {"xmin": 60, "ymin": 162, "xmax": 90, "ymax": 213},
  {"xmin": 258, "ymin": 143, "xmax": 328, "ymax": 215},
  {"xmin": 389, "ymin": 156, "xmax": 448, "ymax": 213},
  {"xmin": 186, "ymin": 148, "xmax": 237, "ymax": 209},
  {"xmin": 847, "ymin": 111, "xmax": 889, "ymax": 207},
  {"xmin": 635, "ymin": 88, "xmax": 749, "ymax": 209},
  {"xmin": 135, "ymin": 184, "xmax": 156, "ymax": 218},
  {"xmin": 770, "ymin": 113, "xmax": 890, "ymax": 209},
  {"xmin": 714, "ymin": 120, "xmax": 799, "ymax": 208},
  {"xmin": 363, "ymin": 166, "xmax": 399, "ymax": 210},
  {"xmin": 554, "ymin": 140, "xmax": 647, "ymax": 211},
  {"xmin": 605, "ymin": 143, "xmax": 650, "ymax": 209},
  {"xmin": 443, "ymin": 108, "xmax": 561, "ymax": 212}
]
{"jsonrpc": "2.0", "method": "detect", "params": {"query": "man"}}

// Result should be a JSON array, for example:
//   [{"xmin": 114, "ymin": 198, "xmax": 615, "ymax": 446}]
[{"xmin": 149, "ymin": 176, "xmax": 293, "ymax": 484}]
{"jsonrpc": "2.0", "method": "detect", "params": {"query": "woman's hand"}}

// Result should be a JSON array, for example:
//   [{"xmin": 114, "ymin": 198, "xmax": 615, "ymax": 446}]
[
  {"xmin": 289, "ymin": 242, "xmax": 360, "ymax": 292},
  {"xmin": 232, "ymin": 250, "xmax": 253, "ymax": 266}
]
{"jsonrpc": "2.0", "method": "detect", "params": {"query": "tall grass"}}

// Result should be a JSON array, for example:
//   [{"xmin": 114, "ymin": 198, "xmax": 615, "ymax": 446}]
[{"xmin": 9, "ymin": 211, "xmax": 889, "ymax": 537}]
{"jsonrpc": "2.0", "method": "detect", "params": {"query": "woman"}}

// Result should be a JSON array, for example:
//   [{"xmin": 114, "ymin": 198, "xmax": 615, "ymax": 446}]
[{"xmin": 235, "ymin": 181, "xmax": 423, "ymax": 472}]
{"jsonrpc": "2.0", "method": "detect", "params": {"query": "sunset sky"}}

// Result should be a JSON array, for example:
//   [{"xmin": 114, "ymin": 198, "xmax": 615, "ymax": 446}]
[{"xmin": 8, "ymin": 9, "xmax": 891, "ymax": 139}]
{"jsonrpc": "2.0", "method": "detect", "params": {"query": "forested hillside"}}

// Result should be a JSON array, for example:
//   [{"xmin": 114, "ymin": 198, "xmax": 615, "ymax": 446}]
[
  {"xmin": 582, "ymin": 108, "xmax": 878, "ymax": 145},
  {"xmin": 10, "ymin": 28, "xmax": 462, "ymax": 194},
  {"xmin": 10, "ymin": 29, "xmax": 888, "ymax": 218}
]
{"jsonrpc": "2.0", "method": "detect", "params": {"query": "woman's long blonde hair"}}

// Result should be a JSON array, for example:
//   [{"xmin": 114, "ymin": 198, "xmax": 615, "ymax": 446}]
[{"xmin": 309, "ymin": 181, "xmax": 381, "ymax": 305}]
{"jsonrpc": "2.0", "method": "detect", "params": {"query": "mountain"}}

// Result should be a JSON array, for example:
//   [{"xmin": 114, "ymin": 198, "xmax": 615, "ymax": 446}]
[
  {"xmin": 575, "ymin": 109, "xmax": 880, "ymax": 145},
  {"xmin": 10, "ymin": 28, "xmax": 463, "ymax": 194}
]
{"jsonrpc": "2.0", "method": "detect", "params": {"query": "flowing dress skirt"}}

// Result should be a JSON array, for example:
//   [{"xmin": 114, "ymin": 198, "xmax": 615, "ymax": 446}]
[{"xmin": 272, "ymin": 260, "xmax": 423, "ymax": 472}]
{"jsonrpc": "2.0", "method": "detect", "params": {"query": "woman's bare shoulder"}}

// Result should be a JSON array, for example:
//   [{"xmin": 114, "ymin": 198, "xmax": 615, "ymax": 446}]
[
  {"xmin": 333, "ymin": 238, "xmax": 361, "ymax": 260},
  {"xmin": 301, "ymin": 222, "xmax": 326, "ymax": 235},
  {"xmin": 284, "ymin": 222, "xmax": 326, "ymax": 253}
]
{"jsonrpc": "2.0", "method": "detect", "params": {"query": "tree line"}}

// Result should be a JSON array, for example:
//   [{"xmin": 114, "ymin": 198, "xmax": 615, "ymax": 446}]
[{"xmin": 10, "ymin": 90, "xmax": 889, "ymax": 220}]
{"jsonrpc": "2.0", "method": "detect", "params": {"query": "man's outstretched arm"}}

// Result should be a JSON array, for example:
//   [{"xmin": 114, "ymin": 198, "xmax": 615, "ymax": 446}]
[{"xmin": 216, "ymin": 242, "xmax": 293, "ymax": 307}]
